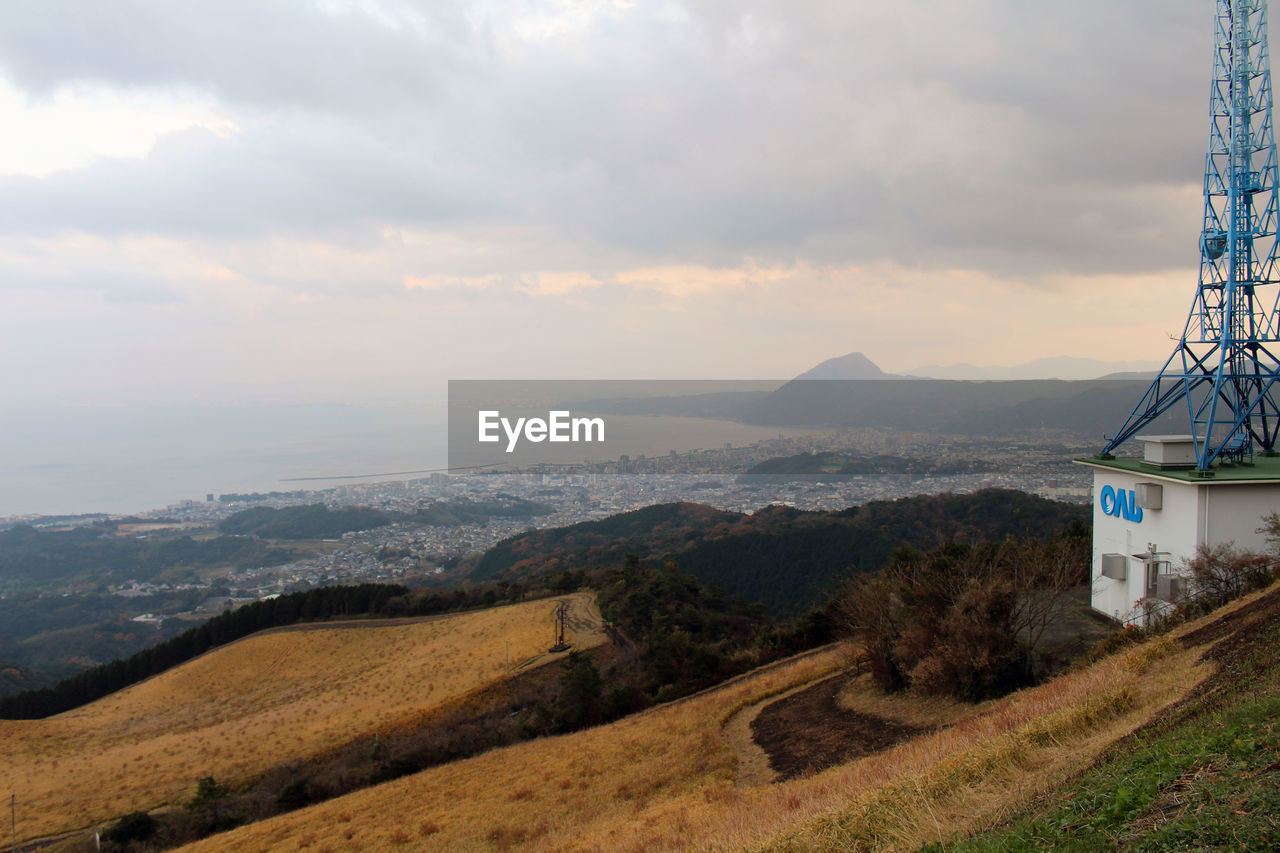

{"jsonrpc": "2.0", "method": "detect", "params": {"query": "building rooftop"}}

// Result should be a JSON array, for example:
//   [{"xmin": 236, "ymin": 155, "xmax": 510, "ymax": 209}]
[{"xmin": 1075, "ymin": 452, "xmax": 1280, "ymax": 484}]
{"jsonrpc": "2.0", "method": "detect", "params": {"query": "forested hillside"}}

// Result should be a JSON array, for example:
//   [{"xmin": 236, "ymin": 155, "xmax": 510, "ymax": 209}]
[
  {"xmin": 471, "ymin": 502, "xmax": 739, "ymax": 581},
  {"xmin": 0, "ymin": 524, "xmax": 298, "ymax": 592},
  {"xmin": 470, "ymin": 489, "xmax": 1089, "ymax": 616}
]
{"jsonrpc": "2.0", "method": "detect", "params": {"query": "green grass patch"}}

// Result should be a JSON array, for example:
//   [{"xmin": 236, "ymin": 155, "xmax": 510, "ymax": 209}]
[
  {"xmin": 925, "ymin": 590, "xmax": 1280, "ymax": 852},
  {"xmin": 927, "ymin": 695, "xmax": 1280, "ymax": 851}
]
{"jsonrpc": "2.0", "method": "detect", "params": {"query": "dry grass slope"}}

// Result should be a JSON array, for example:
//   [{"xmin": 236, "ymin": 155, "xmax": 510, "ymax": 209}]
[
  {"xmin": 178, "ymin": 648, "xmax": 848, "ymax": 852},
  {"xmin": 174, "ymin": 585, "xmax": 1279, "ymax": 853},
  {"xmin": 1, "ymin": 593, "xmax": 603, "ymax": 844}
]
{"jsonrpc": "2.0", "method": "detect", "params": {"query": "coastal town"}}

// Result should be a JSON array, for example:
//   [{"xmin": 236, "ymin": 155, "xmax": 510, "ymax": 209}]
[{"xmin": 4, "ymin": 428, "xmax": 1093, "ymax": 607}]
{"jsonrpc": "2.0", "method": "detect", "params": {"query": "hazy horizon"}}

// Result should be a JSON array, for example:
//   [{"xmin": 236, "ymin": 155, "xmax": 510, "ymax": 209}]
[
  {"xmin": 0, "ymin": 1, "xmax": 1223, "ymax": 517},
  {"xmin": 0, "ymin": 0, "xmax": 1225, "ymax": 411}
]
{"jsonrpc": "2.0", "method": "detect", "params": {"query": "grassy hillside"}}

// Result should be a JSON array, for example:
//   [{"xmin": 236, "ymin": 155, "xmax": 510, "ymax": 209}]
[
  {"xmin": 178, "ymin": 646, "xmax": 850, "ymax": 853},
  {"xmin": 175, "ymin": 584, "xmax": 1280, "ymax": 853},
  {"xmin": 1, "ymin": 584, "xmax": 410, "ymax": 718},
  {"xmin": 1, "ymin": 594, "xmax": 604, "ymax": 845},
  {"xmin": 473, "ymin": 490, "xmax": 1088, "ymax": 616},
  {"xmin": 924, "ymin": 584, "xmax": 1280, "ymax": 851}
]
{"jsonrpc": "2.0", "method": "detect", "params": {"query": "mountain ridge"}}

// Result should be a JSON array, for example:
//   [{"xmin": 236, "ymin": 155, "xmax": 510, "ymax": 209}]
[
  {"xmin": 794, "ymin": 352, "xmax": 1164, "ymax": 381},
  {"xmin": 794, "ymin": 351, "xmax": 901, "ymax": 380}
]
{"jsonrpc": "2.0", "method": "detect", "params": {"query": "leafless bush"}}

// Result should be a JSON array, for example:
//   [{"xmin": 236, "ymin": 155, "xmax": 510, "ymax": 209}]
[
  {"xmin": 835, "ymin": 537, "xmax": 1087, "ymax": 701},
  {"xmin": 1184, "ymin": 542, "xmax": 1274, "ymax": 604}
]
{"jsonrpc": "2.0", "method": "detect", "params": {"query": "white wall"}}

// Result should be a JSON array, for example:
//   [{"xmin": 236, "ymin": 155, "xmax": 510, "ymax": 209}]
[
  {"xmin": 1201, "ymin": 484, "xmax": 1280, "ymax": 551},
  {"xmin": 1090, "ymin": 470, "xmax": 1201, "ymax": 622},
  {"xmin": 1089, "ymin": 468, "xmax": 1280, "ymax": 624}
]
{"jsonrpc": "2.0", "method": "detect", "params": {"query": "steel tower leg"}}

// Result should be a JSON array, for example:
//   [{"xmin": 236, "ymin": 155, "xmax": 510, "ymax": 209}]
[{"xmin": 1103, "ymin": 0, "xmax": 1280, "ymax": 471}]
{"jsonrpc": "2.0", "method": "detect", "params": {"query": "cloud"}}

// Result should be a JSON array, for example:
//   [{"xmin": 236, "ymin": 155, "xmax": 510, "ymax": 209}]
[
  {"xmin": 0, "ymin": 119, "xmax": 497, "ymax": 240},
  {"xmin": 0, "ymin": 0, "xmax": 480, "ymax": 114},
  {"xmin": 0, "ymin": 78, "xmax": 236, "ymax": 178},
  {"xmin": 0, "ymin": 234, "xmax": 188, "ymax": 302},
  {"xmin": 0, "ymin": 0, "xmax": 1219, "ymax": 280},
  {"xmin": 0, "ymin": 0, "xmax": 1240, "ymax": 409}
]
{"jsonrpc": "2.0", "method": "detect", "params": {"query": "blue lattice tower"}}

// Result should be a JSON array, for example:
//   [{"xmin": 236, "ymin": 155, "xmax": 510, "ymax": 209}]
[{"xmin": 1104, "ymin": 0, "xmax": 1280, "ymax": 471}]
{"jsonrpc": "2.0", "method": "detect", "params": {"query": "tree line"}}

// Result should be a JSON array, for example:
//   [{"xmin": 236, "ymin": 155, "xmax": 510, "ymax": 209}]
[
  {"xmin": 0, "ymin": 584, "xmax": 408, "ymax": 719},
  {"xmin": 471, "ymin": 489, "xmax": 1090, "ymax": 617},
  {"xmin": 0, "ymin": 571, "xmax": 616, "ymax": 720}
]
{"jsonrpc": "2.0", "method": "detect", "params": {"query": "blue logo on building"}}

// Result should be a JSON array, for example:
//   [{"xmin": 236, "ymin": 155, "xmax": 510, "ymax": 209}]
[{"xmin": 1099, "ymin": 485, "xmax": 1143, "ymax": 523}]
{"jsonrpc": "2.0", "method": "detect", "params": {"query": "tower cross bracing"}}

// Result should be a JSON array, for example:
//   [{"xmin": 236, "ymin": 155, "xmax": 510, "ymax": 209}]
[{"xmin": 1104, "ymin": 0, "xmax": 1280, "ymax": 471}]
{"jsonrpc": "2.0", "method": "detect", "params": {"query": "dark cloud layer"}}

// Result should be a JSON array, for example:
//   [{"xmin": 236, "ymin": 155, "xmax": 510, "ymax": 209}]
[
  {"xmin": 0, "ymin": 0, "xmax": 478, "ymax": 112},
  {"xmin": 0, "ymin": 0, "xmax": 1223, "ymax": 276}
]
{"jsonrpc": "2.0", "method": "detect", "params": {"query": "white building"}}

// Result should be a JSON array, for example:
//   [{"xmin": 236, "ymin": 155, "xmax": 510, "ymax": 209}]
[{"xmin": 1077, "ymin": 435, "xmax": 1280, "ymax": 625}]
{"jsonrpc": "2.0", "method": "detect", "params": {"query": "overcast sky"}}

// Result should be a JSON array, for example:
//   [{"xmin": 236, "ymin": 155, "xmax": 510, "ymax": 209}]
[{"xmin": 0, "ymin": 0, "xmax": 1229, "ymax": 405}]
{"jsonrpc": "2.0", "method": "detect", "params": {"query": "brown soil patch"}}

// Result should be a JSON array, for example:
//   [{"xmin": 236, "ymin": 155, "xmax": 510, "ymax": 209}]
[
  {"xmin": 1139, "ymin": 583, "xmax": 1280, "ymax": 734},
  {"xmin": 722, "ymin": 670, "xmax": 835, "ymax": 787},
  {"xmin": 750, "ymin": 673, "xmax": 933, "ymax": 781},
  {"xmin": 1177, "ymin": 583, "xmax": 1280, "ymax": 655}
]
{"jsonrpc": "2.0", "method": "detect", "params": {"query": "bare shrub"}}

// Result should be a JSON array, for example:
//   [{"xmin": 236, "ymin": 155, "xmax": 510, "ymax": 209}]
[
  {"xmin": 836, "ymin": 537, "xmax": 1085, "ymax": 701},
  {"xmin": 1185, "ymin": 542, "xmax": 1273, "ymax": 604}
]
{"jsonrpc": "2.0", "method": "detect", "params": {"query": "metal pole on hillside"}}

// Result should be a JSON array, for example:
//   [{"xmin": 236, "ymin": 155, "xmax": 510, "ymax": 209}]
[{"xmin": 10, "ymin": 792, "xmax": 15, "ymax": 853}]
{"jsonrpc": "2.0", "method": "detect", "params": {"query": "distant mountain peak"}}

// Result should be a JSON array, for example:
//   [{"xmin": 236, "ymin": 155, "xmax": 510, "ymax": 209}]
[
  {"xmin": 901, "ymin": 356, "xmax": 1164, "ymax": 381},
  {"xmin": 795, "ymin": 352, "xmax": 898, "ymax": 380}
]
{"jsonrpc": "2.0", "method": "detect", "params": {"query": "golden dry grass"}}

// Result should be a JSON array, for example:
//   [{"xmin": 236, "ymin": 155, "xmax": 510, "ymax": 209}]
[
  {"xmin": 173, "ymin": 583, "xmax": 1273, "ymax": 853},
  {"xmin": 177, "ymin": 647, "xmax": 849, "ymax": 853},
  {"xmin": 835, "ymin": 677, "xmax": 979, "ymax": 730},
  {"xmin": 1, "ymin": 593, "xmax": 603, "ymax": 844},
  {"xmin": 747, "ymin": 594, "xmax": 1266, "ymax": 852}
]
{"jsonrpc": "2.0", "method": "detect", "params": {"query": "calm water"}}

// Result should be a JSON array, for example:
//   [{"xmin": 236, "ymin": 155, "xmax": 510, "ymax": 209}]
[
  {"xmin": 0, "ymin": 401, "xmax": 817, "ymax": 518},
  {"xmin": 0, "ymin": 401, "xmax": 449, "ymax": 517}
]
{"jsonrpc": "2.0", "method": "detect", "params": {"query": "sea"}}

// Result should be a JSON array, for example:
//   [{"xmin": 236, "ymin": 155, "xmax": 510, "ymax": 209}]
[
  {"xmin": 0, "ymin": 400, "xmax": 450, "ymax": 518},
  {"xmin": 0, "ymin": 400, "xmax": 816, "ymax": 519}
]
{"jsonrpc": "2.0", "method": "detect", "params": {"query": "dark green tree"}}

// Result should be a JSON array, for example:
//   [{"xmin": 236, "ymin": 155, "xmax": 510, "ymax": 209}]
[
  {"xmin": 189, "ymin": 775, "xmax": 230, "ymax": 809},
  {"xmin": 553, "ymin": 651, "xmax": 603, "ymax": 732},
  {"xmin": 104, "ymin": 811, "xmax": 158, "ymax": 846}
]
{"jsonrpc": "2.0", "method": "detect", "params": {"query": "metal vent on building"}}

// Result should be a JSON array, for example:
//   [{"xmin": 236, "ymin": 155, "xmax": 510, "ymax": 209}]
[
  {"xmin": 1156, "ymin": 574, "xmax": 1184, "ymax": 603},
  {"xmin": 1101, "ymin": 553, "xmax": 1128, "ymax": 580},
  {"xmin": 1135, "ymin": 482, "xmax": 1163, "ymax": 510}
]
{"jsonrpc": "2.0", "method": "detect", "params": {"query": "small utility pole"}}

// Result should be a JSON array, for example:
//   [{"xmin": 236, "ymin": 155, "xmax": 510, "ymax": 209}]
[{"xmin": 549, "ymin": 601, "xmax": 570, "ymax": 652}]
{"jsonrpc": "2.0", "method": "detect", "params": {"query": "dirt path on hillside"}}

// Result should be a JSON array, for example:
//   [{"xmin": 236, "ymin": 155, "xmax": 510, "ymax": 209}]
[
  {"xmin": 722, "ymin": 676, "xmax": 829, "ymax": 786},
  {"xmin": 749, "ymin": 673, "xmax": 936, "ymax": 781},
  {"xmin": 726, "ymin": 588, "xmax": 1280, "ymax": 791}
]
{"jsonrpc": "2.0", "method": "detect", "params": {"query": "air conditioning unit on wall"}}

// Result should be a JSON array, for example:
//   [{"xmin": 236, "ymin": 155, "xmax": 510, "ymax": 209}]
[
  {"xmin": 1135, "ymin": 482, "xmax": 1163, "ymax": 510},
  {"xmin": 1157, "ymin": 574, "xmax": 1184, "ymax": 602},
  {"xmin": 1101, "ymin": 553, "xmax": 1127, "ymax": 580}
]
